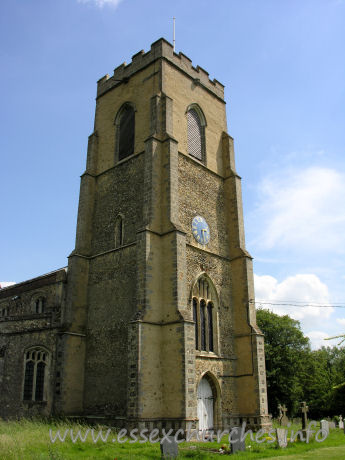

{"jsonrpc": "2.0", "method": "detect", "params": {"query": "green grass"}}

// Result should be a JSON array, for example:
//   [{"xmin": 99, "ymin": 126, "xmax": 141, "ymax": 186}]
[{"xmin": 0, "ymin": 419, "xmax": 345, "ymax": 459}]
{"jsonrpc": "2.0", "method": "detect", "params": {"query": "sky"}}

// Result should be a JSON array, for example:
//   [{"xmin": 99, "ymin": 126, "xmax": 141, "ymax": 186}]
[{"xmin": 1, "ymin": 0, "xmax": 345, "ymax": 349}]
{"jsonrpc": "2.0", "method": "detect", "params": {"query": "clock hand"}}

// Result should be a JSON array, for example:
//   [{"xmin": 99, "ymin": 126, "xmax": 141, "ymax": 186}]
[{"xmin": 201, "ymin": 229, "xmax": 206, "ymax": 242}]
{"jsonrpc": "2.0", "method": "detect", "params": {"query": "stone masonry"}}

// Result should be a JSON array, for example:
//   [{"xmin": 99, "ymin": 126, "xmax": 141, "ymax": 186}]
[{"xmin": 0, "ymin": 38, "xmax": 270, "ymax": 430}]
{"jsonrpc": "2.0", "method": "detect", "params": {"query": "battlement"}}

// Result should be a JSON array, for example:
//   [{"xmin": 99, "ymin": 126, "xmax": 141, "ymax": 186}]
[{"xmin": 97, "ymin": 38, "xmax": 224, "ymax": 100}]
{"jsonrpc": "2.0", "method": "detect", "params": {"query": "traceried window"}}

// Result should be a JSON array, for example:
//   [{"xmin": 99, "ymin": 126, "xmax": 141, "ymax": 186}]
[
  {"xmin": 23, "ymin": 347, "xmax": 49, "ymax": 402},
  {"xmin": 115, "ymin": 214, "xmax": 124, "ymax": 248},
  {"xmin": 192, "ymin": 276, "xmax": 216, "ymax": 352},
  {"xmin": 187, "ymin": 106, "xmax": 206, "ymax": 163},
  {"xmin": 35, "ymin": 297, "xmax": 45, "ymax": 314},
  {"xmin": 115, "ymin": 103, "xmax": 135, "ymax": 162}
]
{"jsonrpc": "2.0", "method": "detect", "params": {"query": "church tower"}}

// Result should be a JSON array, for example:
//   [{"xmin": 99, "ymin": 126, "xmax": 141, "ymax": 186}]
[{"xmin": 59, "ymin": 38, "xmax": 270, "ymax": 430}]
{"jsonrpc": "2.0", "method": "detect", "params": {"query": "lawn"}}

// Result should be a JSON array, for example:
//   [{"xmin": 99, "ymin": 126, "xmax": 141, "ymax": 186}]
[{"xmin": 0, "ymin": 419, "xmax": 345, "ymax": 459}]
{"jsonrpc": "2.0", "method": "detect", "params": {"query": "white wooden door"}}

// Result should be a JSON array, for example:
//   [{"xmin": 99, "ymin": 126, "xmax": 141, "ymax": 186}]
[{"xmin": 197, "ymin": 377, "xmax": 214, "ymax": 431}]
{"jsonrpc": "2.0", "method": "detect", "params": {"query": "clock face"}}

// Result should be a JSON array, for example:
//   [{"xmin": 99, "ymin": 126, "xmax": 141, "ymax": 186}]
[{"xmin": 192, "ymin": 216, "xmax": 210, "ymax": 245}]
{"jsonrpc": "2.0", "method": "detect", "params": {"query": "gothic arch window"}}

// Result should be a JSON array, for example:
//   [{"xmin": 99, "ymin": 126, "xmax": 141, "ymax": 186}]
[
  {"xmin": 192, "ymin": 275, "xmax": 217, "ymax": 353},
  {"xmin": 115, "ymin": 103, "xmax": 135, "ymax": 162},
  {"xmin": 23, "ymin": 347, "xmax": 49, "ymax": 402},
  {"xmin": 187, "ymin": 105, "xmax": 206, "ymax": 163},
  {"xmin": 115, "ymin": 214, "xmax": 124, "ymax": 248}
]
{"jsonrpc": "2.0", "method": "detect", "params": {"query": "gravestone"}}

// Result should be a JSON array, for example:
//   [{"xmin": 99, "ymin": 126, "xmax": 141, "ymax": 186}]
[
  {"xmin": 339, "ymin": 415, "xmax": 344, "ymax": 429},
  {"xmin": 279, "ymin": 404, "xmax": 289, "ymax": 426},
  {"xmin": 276, "ymin": 428, "xmax": 288, "ymax": 448},
  {"xmin": 230, "ymin": 430, "xmax": 245, "ymax": 454},
  {"xmin": 320, "ymin": 420, "xmax": 329, "ymax": 436},
  {"xmin": 293, "ymin": 417, "xmax": 301, "ymax": 425},
  {"xmin": 230, "ymin": 438, "xmax": 246, "ymax": 454},
  {"xmin": 329, "ymin": 421, "xmax": 336, "ymax": 429},
  {"xmin": 160, "ymin": 436, "xmax": 178, "ymax": 459},
  {"xmin": 300, "ymin": 402, "xmax": 309, "ymax": 432},
  {"xmin": 278, "ymin": 404, "xmax": 283, "ymax": 420}
]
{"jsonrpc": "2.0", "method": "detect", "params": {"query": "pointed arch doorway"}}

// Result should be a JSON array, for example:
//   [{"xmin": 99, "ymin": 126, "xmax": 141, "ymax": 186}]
[{"xmin": 197, "ymin": 376, "xmax": 214, "ymax": 431}]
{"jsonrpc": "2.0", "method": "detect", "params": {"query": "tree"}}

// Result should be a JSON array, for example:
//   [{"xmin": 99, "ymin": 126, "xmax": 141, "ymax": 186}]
[
  {"xmin": 325, "ymin": 334, "xmax": 345, "ymax": 389},
  {"xmin": 257, "ymin": 309, "xmax": 345, "ymax": 419},
  {"xmin": 256, "ymin": 309, "xmax": 311, "ymax": 417},
  {"xmin": 304, "ymin": 346, "xmax": 345, "ymax": 418},
  {"xmin": 303, "ymin": 347, "xmax": 338, "ymax": 419}
]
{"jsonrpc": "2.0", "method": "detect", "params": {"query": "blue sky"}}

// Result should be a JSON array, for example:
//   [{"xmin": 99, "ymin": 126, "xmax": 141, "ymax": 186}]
[{"xmin": 1, "ymin": 0, "xmax": 345, "ymax": 348}]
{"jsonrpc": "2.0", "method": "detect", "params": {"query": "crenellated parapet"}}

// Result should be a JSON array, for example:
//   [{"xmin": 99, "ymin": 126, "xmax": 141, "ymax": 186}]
[{"xmin": 97, "ymin": 38, "xmax": 224, "ymax": 100}]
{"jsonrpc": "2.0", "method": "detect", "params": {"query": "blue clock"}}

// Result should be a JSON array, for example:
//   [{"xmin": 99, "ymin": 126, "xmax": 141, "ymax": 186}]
[{"xmin": 192, "ymin": 216, "xmax": 210, "ymax": 245}]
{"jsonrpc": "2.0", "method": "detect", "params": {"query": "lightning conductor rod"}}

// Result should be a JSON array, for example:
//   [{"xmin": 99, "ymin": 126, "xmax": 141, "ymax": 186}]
[{"xmin": 173, "ymin": 17, "xmax": 176, "ymax": 52}]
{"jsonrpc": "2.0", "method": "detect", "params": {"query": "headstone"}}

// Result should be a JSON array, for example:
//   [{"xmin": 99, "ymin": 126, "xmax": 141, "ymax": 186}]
[
  {"xmin": 339, "ymin": 415, "xmax": 344, "ymax": 429},
  {"xmin": 230, "ymin": 437, "xmax": 246, "ymax": 454},
  {"xmin": 320, "ymin": 420, "xmax": 329, "ymax": 436},
  {"xmin": 300, "ymin": 402, "xmax": 309, "ymax": 431},
  {"xmin": 293, "ymin": 417, "xmax": 301, "ymax": 425},
  {"xmin": 230, "ymin": 430, "xmax": 245, "ymax": 454},
  {"xmin": 278, "ymin": 404, "xmax": 283, "ymax": 420},
  {"xmin": 276, "ymin": 428, "xmax": 288, "ymax": 448},
  {"xmin": 160, "ymin": 436, "xmax": 178, "ymax": 459},
  {"xmin": 329, "ymin": 421, "xmax": 336, "ymax": 429},
  {"xmin": 279, "ymin": 405, "xmax": 289, "ymax": 426}
]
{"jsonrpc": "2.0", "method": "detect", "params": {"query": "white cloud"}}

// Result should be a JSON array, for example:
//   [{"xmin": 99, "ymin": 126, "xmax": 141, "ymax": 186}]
[
  {"xmin": 0, "ymin": 281, "xmax": 16, "ymax": 289},
  {"xmin": 77, "ymin": 0, "xmax": 123, "ymax": 8},
  {"xmin": 250, "ymin": 167, "xmax": 345, "ymax": 252},
  {"xmin": 254, "ymin": 273, "xmax": 334, "ymax": 344},
  {"xmin": 306, "ymin": 331, "xmax": 330, "ymax": 350}
]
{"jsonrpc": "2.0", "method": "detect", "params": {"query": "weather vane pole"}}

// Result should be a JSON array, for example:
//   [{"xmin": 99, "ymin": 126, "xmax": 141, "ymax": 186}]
[{"xmin": 173, "ymin": 17, "xmax": 176, "ymax": 52}]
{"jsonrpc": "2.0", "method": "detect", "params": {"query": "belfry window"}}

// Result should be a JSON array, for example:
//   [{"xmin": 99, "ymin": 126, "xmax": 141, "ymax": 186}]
[
  {"xmin": 116, "ymin": 104, "xmax": 135, "ymax": 161},
  {"xmin": 23, "ymin": 347, "xmax": 49, "ymax": 402},
  {"xmin": 192, "ymin": 276, "xmax": 216, "ymax": 353},
  {"xmin": 187, "ymin": 106, "xmax": 206, "ymax": 163}
]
